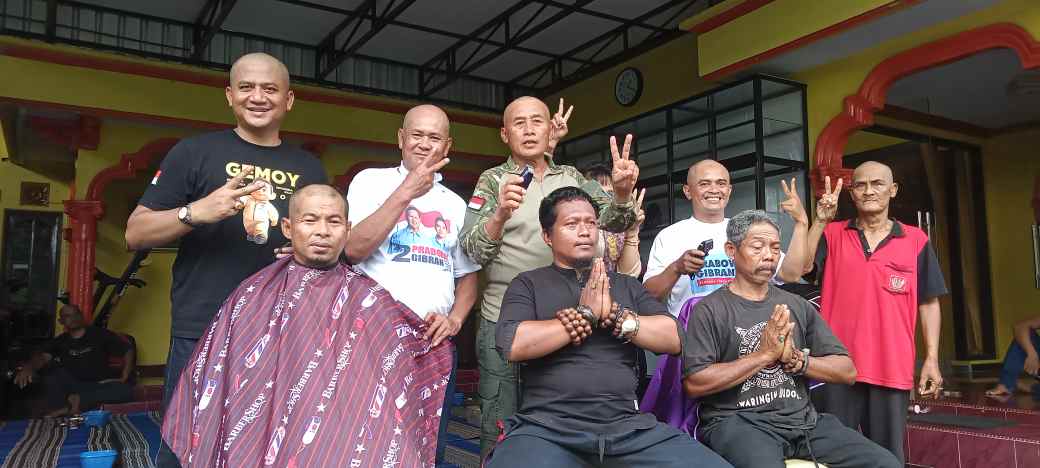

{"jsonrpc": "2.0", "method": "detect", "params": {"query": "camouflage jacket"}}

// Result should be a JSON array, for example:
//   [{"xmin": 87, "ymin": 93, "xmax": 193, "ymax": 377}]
[{"xmin": 460, "ymin": 154, "xmax": 636, "ymax": 322}]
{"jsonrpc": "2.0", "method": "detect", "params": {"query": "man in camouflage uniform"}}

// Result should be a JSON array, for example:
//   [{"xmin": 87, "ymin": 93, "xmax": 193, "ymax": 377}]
[{"xmin": 460, "ymin": 96, "xmax": 640, "ymax": 456}]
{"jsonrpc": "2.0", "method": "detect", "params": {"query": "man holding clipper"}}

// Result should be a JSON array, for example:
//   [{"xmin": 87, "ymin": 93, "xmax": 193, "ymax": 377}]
[
  {"xmin": 460, "ymin": 96, "xmax": 640, "ymax": 457},
  {"xmin": 643, "ymin": 160, "xmax": 812, "ymax": 316}
]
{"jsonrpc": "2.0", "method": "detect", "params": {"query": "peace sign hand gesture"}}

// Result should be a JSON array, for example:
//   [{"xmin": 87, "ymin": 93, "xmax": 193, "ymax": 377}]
[
  {"xmin": 816, "ymin": 176, "xmax": 843, "ymax": 223},
  {"xmin": 192, "ymin": 164, "xmax": 265, "ymax": 225},
  {"xmin": 548, "ymin": 98, "xmax": 574, "ymax": 152},
  {"xmin": 779, "ymin": 178, "xmax": 809, "ymax": 225},
  {"xmin": 610, "ymin": 134, "xmax": 639, "ymax": 203}
]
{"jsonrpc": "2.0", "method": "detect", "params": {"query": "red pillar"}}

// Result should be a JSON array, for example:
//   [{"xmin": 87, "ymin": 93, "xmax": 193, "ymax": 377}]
[{"xmin": 63, "ymin": 200, "xmax": 103, "ymax": 321}]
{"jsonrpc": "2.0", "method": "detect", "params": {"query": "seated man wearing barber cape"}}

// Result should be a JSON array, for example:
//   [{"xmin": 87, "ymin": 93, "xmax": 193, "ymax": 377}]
[{"xmin": 162, "ymin": 185, "xmax": 452, "ymax": 467}]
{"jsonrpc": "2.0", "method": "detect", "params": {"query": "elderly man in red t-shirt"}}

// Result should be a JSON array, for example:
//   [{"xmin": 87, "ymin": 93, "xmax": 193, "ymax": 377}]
[{"xmin": 806, "ymin": 161, "xmax": 947, "ymax": 463}]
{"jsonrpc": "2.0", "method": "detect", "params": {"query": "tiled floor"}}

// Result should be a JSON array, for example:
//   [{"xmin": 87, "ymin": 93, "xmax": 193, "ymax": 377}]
[{"xmin": 906, "ymin": 381, "xmax": 1040, "ymax": 468}]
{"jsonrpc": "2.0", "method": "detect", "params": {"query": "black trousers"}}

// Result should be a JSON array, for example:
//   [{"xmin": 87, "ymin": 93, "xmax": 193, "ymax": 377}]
[
  {"xmin": 155, "ymin": 336, "xmax": 198, "ymax": 468},
  {"xmin": 811, "ymin": 382, "xmax": 910, "ymax": 463},
  {"xmin": 43, "ymin": 367, "xmax": 132, "ymax": 411},
  {"xmin": 703, "ymin": 413, "xmax": 900, "ymax": 468},
  {"xmin": 488, "ymin": 418, "xmax": 732, "ymax": 468}
]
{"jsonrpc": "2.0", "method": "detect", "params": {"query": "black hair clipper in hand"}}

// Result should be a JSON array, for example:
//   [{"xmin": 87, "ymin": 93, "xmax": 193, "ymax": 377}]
[
  {"xmin": 696, "ymin": 239, "xmax": 713, "ymax": 257},
  {"xmin": 519, "ymin": 165, "xmax": 535, "ymax": 189}
]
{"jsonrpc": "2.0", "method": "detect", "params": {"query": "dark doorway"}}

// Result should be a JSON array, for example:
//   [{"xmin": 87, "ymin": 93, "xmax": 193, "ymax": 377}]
[{"xmin": 2, "ymin": 209, "xmax": 63, "ymax": 342}]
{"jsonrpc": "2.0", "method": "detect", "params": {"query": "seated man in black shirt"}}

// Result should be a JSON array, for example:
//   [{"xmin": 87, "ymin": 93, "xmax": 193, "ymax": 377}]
[
  {"xmin": 683, "ymin": 210, "xmax": 899, "ymax": 468},
  {"xmin": 14, "ymin": 304, "xmax": 133, "ymax": 417},
  {"xmin": 490, "ymin": 186, "xmax": 731, "ymax": 468}
]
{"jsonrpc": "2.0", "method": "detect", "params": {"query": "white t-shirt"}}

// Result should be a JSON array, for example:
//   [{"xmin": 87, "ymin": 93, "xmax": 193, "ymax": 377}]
[
  {"xmin": 347, "ymin": 165, "xmax": 480, "ymax": 320},
  {"xmin": 644, "ymin": 217, "xmax": 784, "ymax": 316}
]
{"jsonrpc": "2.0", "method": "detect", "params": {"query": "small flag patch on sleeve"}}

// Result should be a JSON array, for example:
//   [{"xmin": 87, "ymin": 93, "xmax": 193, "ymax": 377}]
[
  {"xmin": 468, "ymin": 196, "xmax": 485, "ymax": 211},
  {"xmin": 151, "ymin": 170, "xmax": 162, "ymax": 185}
]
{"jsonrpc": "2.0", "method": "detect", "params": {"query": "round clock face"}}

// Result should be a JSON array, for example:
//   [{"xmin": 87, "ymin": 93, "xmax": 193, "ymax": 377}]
[{"xmin": 614, "ymin": 68, "xmax": 643, "ymax": 106}]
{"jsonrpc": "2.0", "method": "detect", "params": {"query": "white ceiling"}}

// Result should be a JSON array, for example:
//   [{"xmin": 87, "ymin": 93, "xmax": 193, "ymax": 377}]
[{"xmin": 886, "ymin": 47, "xmax": 1040, "ymax": 129}]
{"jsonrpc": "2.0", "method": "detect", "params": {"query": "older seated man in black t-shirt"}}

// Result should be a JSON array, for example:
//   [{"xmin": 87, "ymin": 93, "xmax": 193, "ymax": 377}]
[
  {"xmin": 14, "ymin": 304, "xmax": 133, "ymax": 417},
  {"xmin": 489, "ymin": 186, "xmax": 731, "ymax": 468},
  {"xmin": 683, "ymin": 210, "xmax": 899, "ymax": 468}
]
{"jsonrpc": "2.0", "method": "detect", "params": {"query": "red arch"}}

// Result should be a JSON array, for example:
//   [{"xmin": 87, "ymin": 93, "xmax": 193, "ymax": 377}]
[
  {"xmin": 811, "ymin": 22, "xmax": 1040, "ymax": 195},
  {"xmin": 65, "ymin": 138, "xmax": 179, "ymax": 319}
]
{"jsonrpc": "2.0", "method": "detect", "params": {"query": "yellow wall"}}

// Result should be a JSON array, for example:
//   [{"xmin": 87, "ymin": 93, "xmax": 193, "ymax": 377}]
[
  {"xmin": 545, "ymin": 34, "xmax": 715, "ymax": 138},
  {"xmin": 982, "ymin": 128, "xmax": 1040, "ymax": 354},
  {"xmin": 696, "ymin": 0, "xmax": 899, "ymax": 76}
]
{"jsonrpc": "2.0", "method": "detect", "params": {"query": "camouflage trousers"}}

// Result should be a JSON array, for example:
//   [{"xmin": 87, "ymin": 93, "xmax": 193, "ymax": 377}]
[{"xmin": 477, "ymin": 316, "xmax": 517, "ymax": 459}]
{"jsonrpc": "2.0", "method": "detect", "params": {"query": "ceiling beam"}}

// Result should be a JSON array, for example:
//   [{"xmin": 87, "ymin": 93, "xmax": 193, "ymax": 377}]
[
  {"xmin": 509, "ymin": 0, "xmax": 700, "ymax": 91},
  {"xmin": 531, "ymin": 0, "xmax": 673, "ymax": 34},
  {"xmin": 316, "ymin": 0, "xmax": 418, "ymax": 80},
  {"xmin": 275, "ymin": 0, "xmax": 588, "ymax": 66},
  {"xmin": 191, "ymin": 0, "xmax": 238, "ymax": 62},
  {"xmin": 421, "ymin": 0, "xmax": 597, "ymax": 98}
]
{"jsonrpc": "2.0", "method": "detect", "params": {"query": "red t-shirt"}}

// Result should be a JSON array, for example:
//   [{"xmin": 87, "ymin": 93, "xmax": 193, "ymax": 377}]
[{"xmin": 817, "ymin": 220, "xmax": 946, "ymax": 390}]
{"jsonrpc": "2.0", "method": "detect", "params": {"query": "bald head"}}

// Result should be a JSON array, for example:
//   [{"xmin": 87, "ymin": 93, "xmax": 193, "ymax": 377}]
[
  {"xmin": 684, "ymin": 159, "xmax": 732, "ymax": 222},
  {"xmin": 503, "ymin": 96, "xmax": 549, "ymax": 126},
  {"xmin": 688, "ymin": 160, "xmax": 728, "ymax": 185},
  {"xmin": 226, "ymin": 53, "xmax": 294, "ymax": 136},
  {"xmin": 288, "ymin": 184, "xmax": 346, "ymax": 219},
  {"xmin": 850, "ymin": 160, "xmax": 898, "ymax": 215},
  {"xmin": 398, "ymin": 104, "xmax": 452, "ymax": 171},
  {"xmin": 283, "ymin": 184, "xmax": 349, "ymax": 268},
  {"xmin": 852, "ymin": 161, "xmax": 893, "ymax": 183},
  {"xmin": 403, "ymin": 105, "xmax": 450, "ymax": 134},
  {"xmin": 230, "ymin": 53, "xmax": 290, "ymax": 87},
  {"xmin": 501, "ymin": 96, "xmax": 551, "ymax": 161}
]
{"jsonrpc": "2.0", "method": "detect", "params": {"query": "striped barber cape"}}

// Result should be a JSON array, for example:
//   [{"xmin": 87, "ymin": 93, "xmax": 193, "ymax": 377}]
[{"xmin": 162, "ymin": 257, "xmax": 453, "ymax": 467}]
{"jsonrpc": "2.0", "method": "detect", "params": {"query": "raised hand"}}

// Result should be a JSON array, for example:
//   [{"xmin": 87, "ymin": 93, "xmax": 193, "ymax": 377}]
[
  {"xmin": 610, "ymin": 134, "xmax": 639, "ymax": 202},
  {"xmin": 779, "ymin": 178, "xmax": 808, "ymax": 225},
  {"xmin": 547, "ymin": 98, "xmax": 574, "ymax": 153},
  {"xmin": 625, "ymin": 188, "xmax": 646, "ymax": 236},
  {"xmin": 816, "ymin": 176, "xmax": 843, "ymax": 223},
  {"xmin": 400, "ymin": 153, "xmax": 451, "ymax": 201},
  {"xmin": 192, "ymin": 164, "xmax": 265, "ymax": 225},
  {"xmin": 493, "ymin": 174, "xmax": 526, "ymax": 222}
]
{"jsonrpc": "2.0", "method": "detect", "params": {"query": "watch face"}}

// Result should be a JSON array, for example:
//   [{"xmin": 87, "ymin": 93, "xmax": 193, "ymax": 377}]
[
  {"xmin": 614, "ymin": 68, "xmax": 642, "ymax": 106},
  {"xmin": 621, "ymin": 318, "xmax": 637, "ymax": 333},
  {"xmin": 178, "ymin": 206, "xmax": 188, "ymax": 220}
]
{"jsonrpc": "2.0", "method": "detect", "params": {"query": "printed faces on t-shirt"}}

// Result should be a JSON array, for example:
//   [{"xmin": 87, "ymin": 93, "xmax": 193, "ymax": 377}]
[{"xmin": 388, "ymin": 206, "xmax": 456, "ymax": 272}]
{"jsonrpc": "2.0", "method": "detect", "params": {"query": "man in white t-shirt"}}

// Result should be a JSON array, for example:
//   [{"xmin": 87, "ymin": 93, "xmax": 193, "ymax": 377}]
[
  {"xmin": 345, "ymin": 104, "xmax": 480, "ymax": 463},
  {"xmin": 643, "ymin": 159, "xmax": 810, "ymax": 316}
]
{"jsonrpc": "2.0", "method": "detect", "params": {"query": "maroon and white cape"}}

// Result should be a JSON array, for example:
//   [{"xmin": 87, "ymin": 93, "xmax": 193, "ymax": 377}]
[{"xmin": 162, "ymin": 257, "xmax": 452, "ymax": 467}]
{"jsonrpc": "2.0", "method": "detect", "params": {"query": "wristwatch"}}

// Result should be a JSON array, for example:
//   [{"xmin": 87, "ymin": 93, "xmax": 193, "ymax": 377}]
[
  {"xmin": 177, "ymin": 205, "xmax": 195, "ymax": 227},
  {"xmin": 575, "ymin": 304, "xmax": 598, "ymax": 328},
  {"xmin": 620, "ymin": 312, "xmax": 640, "ymax": 342}
]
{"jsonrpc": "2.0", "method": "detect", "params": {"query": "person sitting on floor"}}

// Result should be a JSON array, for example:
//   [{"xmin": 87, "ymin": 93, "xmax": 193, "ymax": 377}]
[
  {"xmin": 488, "ymin": 186, "xmax": 731, "ymax": 468},
  {"xmin": 986, "ymin": 315, "xmax": 1040, "ymax": 397},
  {"xmin": 13, "ymin": 304, "xmax": 134, "ymax": 417},
  {"xmin": 683, "ymin": 210, "xmax": 900, "ymax": 468}
]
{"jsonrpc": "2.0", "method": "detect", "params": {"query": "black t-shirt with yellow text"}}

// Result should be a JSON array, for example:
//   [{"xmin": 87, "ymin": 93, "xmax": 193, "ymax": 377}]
[{"xmin": 138, "ymin": 130, "xmax": 328, "ymax": 338}]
